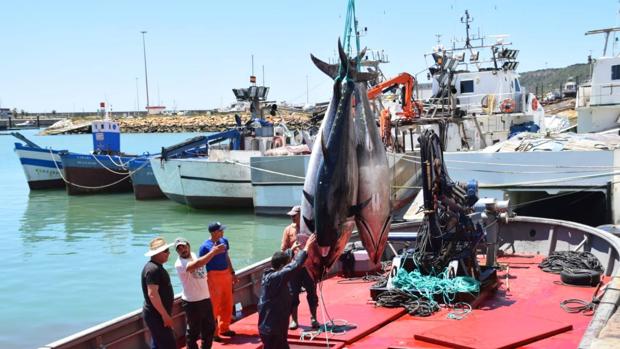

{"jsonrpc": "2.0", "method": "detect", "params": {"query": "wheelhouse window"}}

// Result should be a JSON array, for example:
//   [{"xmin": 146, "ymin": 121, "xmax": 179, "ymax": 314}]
[
  {"xmin": 514, "ymin": 79, "xmax": 521, "ymax": 92},
  {"xmin": 460, "ymin": 80, "xmax": 474, "ymax": 93},
  {"xmin": 612, "ymin": 65, "xmax": 620, "ymax": 80}
]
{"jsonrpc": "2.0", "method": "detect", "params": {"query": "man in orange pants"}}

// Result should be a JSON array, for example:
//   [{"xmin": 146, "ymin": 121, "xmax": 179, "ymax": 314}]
[{"xmin": 199, "ymin": 222, "xmax": 236, "ymax": 341}]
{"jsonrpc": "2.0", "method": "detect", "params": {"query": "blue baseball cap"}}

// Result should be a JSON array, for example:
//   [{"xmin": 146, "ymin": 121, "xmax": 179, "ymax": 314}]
[{"xmin": 208, "ymin": 221, "xmax": 227, "ymax": 233}]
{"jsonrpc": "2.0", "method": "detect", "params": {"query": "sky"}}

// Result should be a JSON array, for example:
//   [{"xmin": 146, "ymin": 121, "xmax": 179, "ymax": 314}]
[{"xmin": 1, "ymin": 0, "xmax": 618, "ymax": 113}]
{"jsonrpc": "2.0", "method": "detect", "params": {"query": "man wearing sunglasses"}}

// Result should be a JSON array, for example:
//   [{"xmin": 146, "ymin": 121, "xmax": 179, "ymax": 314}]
[{"xmin": 142, "ymin": 237, "xmax": 175, "ymax": 349}]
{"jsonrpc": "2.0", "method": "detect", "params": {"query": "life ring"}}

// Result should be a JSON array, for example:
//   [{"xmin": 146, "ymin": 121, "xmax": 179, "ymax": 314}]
[
  {"xmin": 272, "ymin": 136, "xmax": 284, "ymax": 148},
  {"xmin": 531, "ymin": 96, "xmax": 539, "ymax": 111},
  {"xmin": 500, "ymin": 98, "xmax": 516, "ymax": 113}
]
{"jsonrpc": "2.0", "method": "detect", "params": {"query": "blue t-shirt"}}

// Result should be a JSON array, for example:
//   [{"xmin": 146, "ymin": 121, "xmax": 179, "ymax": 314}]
[{"xmin": 198, "ymin": 237, "xmax": 230, "ymax": 271}]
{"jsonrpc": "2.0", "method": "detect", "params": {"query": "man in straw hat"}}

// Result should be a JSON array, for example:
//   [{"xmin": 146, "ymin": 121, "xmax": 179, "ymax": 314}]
[
  {"xmin": 174, "ymin": 237, "xmax": 226, "ymax": 349},
  {"xmin": 142, "ymin": 237, "xmax": 176, "ymax": 349}
]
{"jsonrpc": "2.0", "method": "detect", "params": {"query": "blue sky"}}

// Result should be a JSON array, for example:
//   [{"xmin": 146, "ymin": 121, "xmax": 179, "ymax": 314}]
[{"xmin": 1, "ymin": 1, "xmax": 617, "ymax": 112}]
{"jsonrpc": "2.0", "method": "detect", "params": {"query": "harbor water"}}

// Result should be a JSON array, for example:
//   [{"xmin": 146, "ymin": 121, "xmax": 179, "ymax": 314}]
[{"xmin": 0, "ymin": 129, "xmax": 289, "ymax": 348}]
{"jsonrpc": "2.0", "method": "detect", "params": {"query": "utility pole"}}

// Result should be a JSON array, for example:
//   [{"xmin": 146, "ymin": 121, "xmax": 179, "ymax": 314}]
[{"xmin": 141, "ymin": 31, "xmax": 150, "ymax": 109}]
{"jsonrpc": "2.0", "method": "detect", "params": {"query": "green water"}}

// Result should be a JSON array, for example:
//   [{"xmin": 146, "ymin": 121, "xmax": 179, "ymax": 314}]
[{"xmin": 0, "ymin": 129, "xmax": 289, "ymax": 348}]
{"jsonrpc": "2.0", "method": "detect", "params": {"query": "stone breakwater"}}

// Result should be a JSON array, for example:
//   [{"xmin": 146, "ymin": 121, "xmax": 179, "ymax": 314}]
[{"xmin": 40, "ymin": 112, "xmax": 313, "ymax": 135}]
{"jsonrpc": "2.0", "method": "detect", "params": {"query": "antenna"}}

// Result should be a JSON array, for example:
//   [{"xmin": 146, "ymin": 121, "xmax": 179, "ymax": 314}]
[
  {"xmin": 460, "ymin": 10, "xmax": 474, "ymax": 49},
  {"xmin": 435, "ymin": 34, "xmax": 442, "ymax": 45}
]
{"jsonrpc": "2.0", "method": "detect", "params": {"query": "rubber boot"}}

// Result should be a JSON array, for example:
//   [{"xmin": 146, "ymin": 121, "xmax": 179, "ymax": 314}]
[
  {"xmin": 310, "ymin": 307, "xmax": 320, "ymax": 329},
  {"xmin": 289, "ymin": 306, "xmax": 299, "ymax": 330}
]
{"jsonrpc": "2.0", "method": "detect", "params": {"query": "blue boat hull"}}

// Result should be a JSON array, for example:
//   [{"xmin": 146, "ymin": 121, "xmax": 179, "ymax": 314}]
[
  {"xmin": 127, "ymin": 158, "xmax": 165, "ymax": 200},
  {"xmin": 59, "ymin": 153, "xmax": 134, "ymax": 195}
]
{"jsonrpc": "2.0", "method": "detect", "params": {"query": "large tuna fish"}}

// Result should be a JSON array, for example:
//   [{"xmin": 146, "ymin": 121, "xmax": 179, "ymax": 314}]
[
  {"xmin": 353, "ymin": 82, "xmax": 392, "ymax": 265},
  {"xmin": 301, "ymin": 41, "xmax": 372, "ymax": 280}
]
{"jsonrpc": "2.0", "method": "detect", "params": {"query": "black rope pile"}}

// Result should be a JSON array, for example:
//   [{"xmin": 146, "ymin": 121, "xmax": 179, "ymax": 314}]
[
  {"xmin": 375, "ymin": 289, "xmax": 439, "ymax": 317},
  {"xmin": 538, "ymin": 251, "xmax": 604, "ymax": 274}
]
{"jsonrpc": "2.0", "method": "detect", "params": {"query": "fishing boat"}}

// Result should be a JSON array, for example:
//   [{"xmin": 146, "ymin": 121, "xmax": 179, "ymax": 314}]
[
  {"xmin": 37, "ymin": 212, "xmax": 620, "ymax": 349},
  {"xmin": 576, "ymin": 27, "xmax": 620, "ymax": 133},
  {"xmin": 250, "ymin": 10, "xmax": 548, "ymax": 216},
  {"xmin": 127, "ymin": 156, "xmax": 165, "ymax": 200},
  {"xmin": 151, "ymin": 121, "xmax": 301, "ymax": 209},
  {"xmin": 59, "ymin": 119, "xmax": 139, "ymax": 195},
  {"xmin": 12, "ymin": 132, "xmax": 65, "ymax": 190}
]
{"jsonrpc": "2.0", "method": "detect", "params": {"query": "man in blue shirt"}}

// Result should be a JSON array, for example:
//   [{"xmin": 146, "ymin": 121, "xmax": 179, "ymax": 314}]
[{"xmin": 199, "ymin": 222, "xmax": 236, "ymax": 341}]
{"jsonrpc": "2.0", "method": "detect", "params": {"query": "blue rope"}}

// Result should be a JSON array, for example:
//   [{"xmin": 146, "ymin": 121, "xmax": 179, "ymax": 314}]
[
  {"xmin": 339, "ymin": 0, "xmax": 361, "ymax": 78},
  {"xmin": 391, "ymin": 267, "xmax": 480, "ymax": 310}
]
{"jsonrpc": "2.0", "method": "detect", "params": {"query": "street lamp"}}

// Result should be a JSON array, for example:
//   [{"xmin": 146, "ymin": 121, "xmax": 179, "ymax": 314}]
[{"xmin": 141, "ymin": 31, "xmax": 150, "ymax": 109}]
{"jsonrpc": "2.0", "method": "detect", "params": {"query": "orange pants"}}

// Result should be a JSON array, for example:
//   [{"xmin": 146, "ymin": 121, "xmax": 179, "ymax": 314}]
[{"xmin": 207, "ymin": 270, "xmax": 233, "ymax": 335}]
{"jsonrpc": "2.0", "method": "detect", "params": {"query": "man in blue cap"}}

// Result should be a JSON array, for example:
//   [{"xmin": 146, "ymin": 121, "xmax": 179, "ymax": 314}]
[{"xmin": 199, "ymin": 222, "xmax": 236, "ymax": 341}]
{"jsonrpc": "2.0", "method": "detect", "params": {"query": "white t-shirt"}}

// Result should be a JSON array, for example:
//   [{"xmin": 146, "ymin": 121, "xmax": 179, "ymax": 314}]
[{"xmin": 175, "ymin": 252, "xmax": 211, "ymax": 302}]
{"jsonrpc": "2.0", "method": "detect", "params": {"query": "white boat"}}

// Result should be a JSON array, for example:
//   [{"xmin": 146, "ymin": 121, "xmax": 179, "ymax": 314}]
[
  {"xmin": 151, "ymin": 121, "xmax": 304, "ymax": 209},
  {"xmin": 151, "ymin": 149, "xmax": 260, "ymax": 208},
  {"xmin": 577, "ymin": 27, "xmax": 620, "ymax": 133},
  {"xmin": 12, "ymin": 133, "xmax": 65, "ymax": 190}
]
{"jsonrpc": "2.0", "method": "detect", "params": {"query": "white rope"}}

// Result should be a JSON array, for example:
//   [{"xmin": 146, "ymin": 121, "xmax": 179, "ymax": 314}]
[
  {"xmin": 50, "ymin": 149, "xmax": 148, "ymax": 190},
  {"xmin": 90, "ymin": 153, "xmax": 131, "ymax": 175},
  {"xmin": 223, "ymin": 160, "xmax": 305, "ymax": 180}
]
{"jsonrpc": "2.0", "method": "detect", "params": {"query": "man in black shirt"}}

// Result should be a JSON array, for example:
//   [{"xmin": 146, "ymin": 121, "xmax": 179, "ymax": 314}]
[
  {"xmin": 258, "ymin": 234, "xmax": 316, "ymax": 349},
  {"xmin": 142, "ymin": 237, "xmax": 176, "ymax": 349}
]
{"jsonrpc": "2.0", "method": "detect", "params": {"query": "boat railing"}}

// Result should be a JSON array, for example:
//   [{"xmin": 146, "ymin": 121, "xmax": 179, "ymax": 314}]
[
  {"xmin": 426, "ymin": 90, "xmax": 530, "ymax": 115},
  {"xmin": 39, "ymin": 258, "xmax": 272, "ymax": 349},
  {"xmin": 577, "ymin": 81, "xmax": 620, "ymax": 107}
]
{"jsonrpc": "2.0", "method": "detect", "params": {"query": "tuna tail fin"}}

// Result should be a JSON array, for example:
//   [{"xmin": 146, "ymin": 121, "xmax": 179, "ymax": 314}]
[
  {"xmin": 311, "ymin": 54, "xmax": 339, "ymax": 80},
  {"xmin": 348, "ymin": 196, "xmax": 372, "ymax": 217}
]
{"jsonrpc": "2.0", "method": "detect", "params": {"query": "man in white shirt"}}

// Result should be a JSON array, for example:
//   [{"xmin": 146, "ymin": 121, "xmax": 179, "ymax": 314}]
[{"xmin": 174, "ymin": 237, "xmax": 226, "ymax": 349}]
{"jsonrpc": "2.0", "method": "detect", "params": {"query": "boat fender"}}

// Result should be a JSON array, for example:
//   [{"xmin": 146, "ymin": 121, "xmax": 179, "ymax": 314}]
[
  {"xmin": 500, "ymin": 98, "xmax": 516, "ymax": 113},
  {"xmin": 560, "ymin": 268, "xmax": 602, "ymax": 286},
  {"xmin": 531, "ymin": 96, "xmax": 539, "ymax": 111},
  {"xmin": 272, "ymin": 136, "xmax": 284, "ymax": 148}
]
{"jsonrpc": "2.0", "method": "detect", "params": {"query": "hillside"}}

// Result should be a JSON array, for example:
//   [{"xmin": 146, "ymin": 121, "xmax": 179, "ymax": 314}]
[{"xmin": 519, "ymin": 63, "xmax": 591, "ymax": 95}]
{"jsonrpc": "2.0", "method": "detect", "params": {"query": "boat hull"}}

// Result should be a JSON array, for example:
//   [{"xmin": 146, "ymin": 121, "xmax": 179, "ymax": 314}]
[
  {"xmin": 150, "ymin": 150, "xmax": 260, "ymax": 209},
  {"xmin": 127, "ymin": 157, "xmax": 165, "ymax": 200},
  {"xmin": 60, "ymin": 153, "xmax": 134, "ymax": 195},
  {"xmin": 14, "ymin": 143, "xmax": 65, "ymax": 190}
]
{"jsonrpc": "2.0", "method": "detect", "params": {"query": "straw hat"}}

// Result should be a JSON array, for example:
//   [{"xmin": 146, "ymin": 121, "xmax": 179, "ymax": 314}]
[{"xmin": 144, "ymin": 237, "xmax": 174, "ymax": 257}]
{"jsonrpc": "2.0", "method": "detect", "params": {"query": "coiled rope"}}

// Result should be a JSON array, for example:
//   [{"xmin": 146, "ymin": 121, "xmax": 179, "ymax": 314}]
[{"xmin": 538, "ymin": 251, "xmax": 604, "ymax": 274}]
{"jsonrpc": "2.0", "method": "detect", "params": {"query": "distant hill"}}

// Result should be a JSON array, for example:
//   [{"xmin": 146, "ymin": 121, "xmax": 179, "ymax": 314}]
[{"xmin": 519, "ymin": 63, "xmax": 591, "ymax": 96}]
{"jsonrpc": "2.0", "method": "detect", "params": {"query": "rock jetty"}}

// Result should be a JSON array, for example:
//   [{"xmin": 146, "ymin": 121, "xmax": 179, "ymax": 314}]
[{"xmin": 40, "ymin": 112, "xmax": 313, "ymax": 135}]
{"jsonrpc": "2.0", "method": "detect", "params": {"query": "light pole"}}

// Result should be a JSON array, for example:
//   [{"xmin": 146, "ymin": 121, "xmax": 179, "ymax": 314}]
[
  {"xmin": 135, "ymin": 77, "xmax": 140, "ymax": 115},
  {"xmin": 141, "ymin": 31, "xmax": 150, "ymax": 109}
]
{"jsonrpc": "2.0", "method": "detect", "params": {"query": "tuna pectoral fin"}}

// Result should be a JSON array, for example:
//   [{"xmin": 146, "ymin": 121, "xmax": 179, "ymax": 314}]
[
  {"xmin": 303, "ymin": 216, "xmax": 315, "ymax": 233},
  {"xmin": 348, "ymin": 197, "xmax": 372, "ymax": 217},
  {"xmin": 303, "ymin": 190, "xmax": 314, "ymax": 206}
]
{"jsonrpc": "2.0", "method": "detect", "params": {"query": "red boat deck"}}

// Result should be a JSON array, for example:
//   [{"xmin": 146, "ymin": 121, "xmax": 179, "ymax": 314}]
[{"xmin": 196, "ymin": 255, "xmax": 601, "ymax": 349}]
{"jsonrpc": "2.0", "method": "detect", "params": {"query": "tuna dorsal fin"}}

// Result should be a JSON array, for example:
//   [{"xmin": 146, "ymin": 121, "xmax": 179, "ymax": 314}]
[
  {"xmin": 303, "ymin": 216, "xmax": 315, "ymax": 233},
  {"xmin": 337, "ymin": 38, "xmax": 349, "ymax": 74},
  {"xmin": 348, "ymin": 197, "xmax": 372, "ymax": 217},
  {"xmin": 310, "ymin": 54, "xmax": 339, "ymax": 79},
  {"xmin": 302, "ymin": 190, "xmax": 314, "ymax": 206}
]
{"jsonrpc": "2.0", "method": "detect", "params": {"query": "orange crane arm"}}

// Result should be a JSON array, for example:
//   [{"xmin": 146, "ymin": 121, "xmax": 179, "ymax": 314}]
[{"xmin": 367, "ymin": 72, "xmax": 420, "ymax": 118}]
